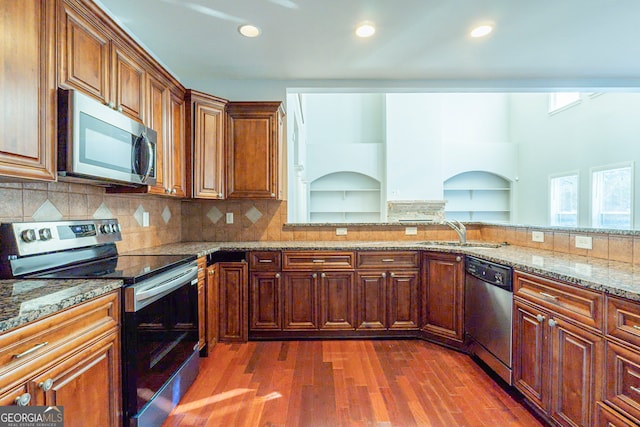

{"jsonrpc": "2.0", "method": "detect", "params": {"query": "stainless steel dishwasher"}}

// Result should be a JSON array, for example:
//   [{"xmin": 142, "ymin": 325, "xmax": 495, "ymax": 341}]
[{"xmin": 465, "ymin": 256, "xmax": 513, "ymax": 385}]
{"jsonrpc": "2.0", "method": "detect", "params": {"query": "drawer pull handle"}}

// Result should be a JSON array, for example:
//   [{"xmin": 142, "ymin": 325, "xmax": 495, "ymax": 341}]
[
  {"xmin": 632, "ymin": 325, "xmax": 640, "ymax": 330},
  {"xmin": 15, "ymin": 393, "xmax": 31, "ymax": 406},
  {"xmin": 631, "ymin": 386, "xmax": 640, "ymax": 394},
  {"xmin": 382, "ymin": 259, "xmax": 394, "ymax": 262},
  {"xmin": 39, "ymin": 379, "xmax": 54, "ymax": 392},
  {"xmin": 539, "ymin": 292, "xmax": 558, "ymax": 300},
  {"xmin": 13, "ymin": 342, "xmax": 48, "ymax": 359},
  {"xmin": 312, "ymin": 259, "xmax": 325, "ymax": 263},
  {"xmin": 259, "ymin": 259, "xmax": 273, "ymax": 263}
]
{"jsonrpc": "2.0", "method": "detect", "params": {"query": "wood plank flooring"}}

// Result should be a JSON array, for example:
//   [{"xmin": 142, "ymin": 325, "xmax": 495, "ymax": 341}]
[{"xmin": 161, "ymin": 340, "xmax": 545, "ymax": 427}]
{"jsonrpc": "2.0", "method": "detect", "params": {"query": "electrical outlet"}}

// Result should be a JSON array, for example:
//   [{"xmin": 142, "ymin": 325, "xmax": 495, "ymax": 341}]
[
  {"xmin": 575, "ymin": 235, "xmax": 593, "ymax": 250},
  {"xmin": 335, "ymin": 227, "xmax": 347, "ymax": 236},
  {"xmin": 142, "ymin": 212, "xmax": 150, "ymax": 227},
  {"xmin": 226, "ymin": 212, "xmax": 234, "ymax": 224},
  {"xmin": 531, "ymin": 231, "xmax": 544, "ymax": 242},
  {"xmin": 405, "ymin": 227, "xmax": 418, "ymax": 236}
]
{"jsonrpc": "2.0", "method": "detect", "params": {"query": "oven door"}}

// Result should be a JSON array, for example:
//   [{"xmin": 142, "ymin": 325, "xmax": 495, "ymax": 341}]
[{"xmin": 122, "ymin": 263, "xmax": 199, "ymax": 420}]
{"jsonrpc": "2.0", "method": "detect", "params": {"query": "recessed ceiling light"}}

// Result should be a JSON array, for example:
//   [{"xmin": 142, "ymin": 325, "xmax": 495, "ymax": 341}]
[
  {"xmin": 470, "ymin": 24, "xmax": 493, "ymax": 38},
  {"xmin": 238, "ymin": 24, "xmax": 261, "ymax": 38},
  {"xmin": 355, "ymin": 23, "xmax": 376, "ymax": 38}
]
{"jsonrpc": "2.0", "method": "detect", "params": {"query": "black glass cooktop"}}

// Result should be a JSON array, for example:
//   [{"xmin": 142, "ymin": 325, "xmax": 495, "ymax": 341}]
[{"xmin": 31, "ymin": 254, "xmax": 196, "ymax": 284}]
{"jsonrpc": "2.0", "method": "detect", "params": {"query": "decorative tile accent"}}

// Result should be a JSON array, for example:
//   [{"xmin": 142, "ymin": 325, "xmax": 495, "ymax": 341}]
[
  {"xmin": 161, "ymin": 206, "xmax": 172, "ymax": 224},
  {"xmin": 32, "ymin": 200, "xmax": 63, "ymax": 221},
  {"xmin": 206, "ymin": 206, "xmax": 223, "ymax": 224},
  {"xmin": 133, "ymin": 204, "xmax": 147, "ymax": 226},
  {"xmin": 93, "ymin": 203, "xmax": 113, "ymax": 219},
  {"xmin": 245, "ymin": 206, "xmax": 263, "ymax": 224},
  {"xmin": 387, "ymin": 200, "xmax": 446, "ymax": 222}
]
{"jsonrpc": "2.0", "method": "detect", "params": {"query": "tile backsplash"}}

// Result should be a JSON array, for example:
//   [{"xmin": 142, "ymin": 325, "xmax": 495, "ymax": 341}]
[{"xmin": 0, "ymin": 182, "xmax": 181, "ymax": 253}]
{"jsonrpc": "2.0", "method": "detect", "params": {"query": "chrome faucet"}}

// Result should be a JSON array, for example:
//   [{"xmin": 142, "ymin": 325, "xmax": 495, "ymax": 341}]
[{"xmin": 442, "ymin": 219, "xmax": 467, "ymax": 244}]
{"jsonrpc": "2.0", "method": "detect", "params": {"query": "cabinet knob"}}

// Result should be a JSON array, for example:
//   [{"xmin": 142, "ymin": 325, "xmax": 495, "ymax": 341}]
[
  {"xmin": 321, "ymin": 273, "xmax": 326, "ymax": 278},
  {"xmin": 381, "ymin": 272, "xmax": 386, "ymax": 278},
  {"xmin": 171, "ymin": 188, "xmax": 177, "ymax": 195},
  {"xmin": 275, "ymin": 273, "xmax": 280, "ymax": 278},
  {"xmin": 117, "ymin": 105, "xmax": 123, "ymax": 113},
  {"xmin": 39, "ymin": 379, "xmax": 54, "ymax": 392},
  {"xmin": 456, "ymin": 256, "xmax": 462, "ymax": 262},
  {"xmin": 165, "ymin": 188, "xmax": 171, "ymax": 194},
  {"xmin": 390, "ymin": 272, "xmax": 396, "ymax": 278},
  {"xmin": 108, "ymin": 102, "xmax": 115, "ymax": 109},
  {"xmin": 209, "ymin": 270, "xmax": 215, "ymax": 276},
  {"xmin": 15, "ymin": 393, "xmax": 31, "ymax": 406},
  {"xmin": 312, "ymin": 273, "xmax": 317, "ymax": 279},
  {"xmin": 548, "ymin": 319, "xmax": 558, "ymax": 328},
  {"xmin": 271, "ymin": 193, "xmax": 275, "ymax": 197},
  {"xmin": 536, "ymin": 314, "xmax": 545, "ymax": 323}
]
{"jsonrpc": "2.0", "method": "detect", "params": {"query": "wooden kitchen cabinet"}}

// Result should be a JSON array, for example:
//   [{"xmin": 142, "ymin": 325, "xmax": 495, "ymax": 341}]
[
  {"xmin": 168, "ymin": 90, "xmax": 187, "ymax": 197},
  {"xmin": 196, "ymin": 257, "xmax": 206, "ymax": 351},
  {"xmin": 283, "ymin": 272, "xmax": 318, "ymax": 330},
  {"xmin": 513, "ymin": 271, "xmax": 604, "ymax": 427},
  {"xmin": 421, "ymin": 252, "xmax": 465, "ymax": 344},
  {"xmin": 355, "ymin": 251, "xmax": 420, "ymax": 331},
  {"xmin": 249, "ymin": 251, "xmax": 282, "ymax": 331},
  {"xmin": 206, "ymin": 264, "xmax": 219, "ymax": 351},
  {"xmin": 186, "ymin": 90, "xmax": 227, "ymax": 199},
  {"xmin": 225, "ymin": 102, "xmax": 285, "ymax": 199},
  {"xmin": 319, "ymin": 272, "xmax": 356, "ymax": 330},
  {"xmin": 0, "ymin": 0, "xmax": 56, "ymax": 181},
  {"xmin": 217, "ymin": 262, "xmax": 248, "ymax": 342},
  {"xmin": 595, "ymin": 402, "xmax": 639, "ymax": 427},
  {"xmin": 58, "ymin": 0, "xmax": 146, "ymax": 122},
  {"xmin": 0, "ymin": 292, "xmax": 121, "ymax": 426}
]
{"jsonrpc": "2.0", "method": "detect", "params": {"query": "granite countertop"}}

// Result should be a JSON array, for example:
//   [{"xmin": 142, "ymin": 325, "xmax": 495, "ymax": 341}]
[
  {"xmin": 126, "ymin": 240, "xmax": 640, "ymax": 302},
  {"xmin": 0, "ymin": 278, "xmax": 122, "ymax": 333}
]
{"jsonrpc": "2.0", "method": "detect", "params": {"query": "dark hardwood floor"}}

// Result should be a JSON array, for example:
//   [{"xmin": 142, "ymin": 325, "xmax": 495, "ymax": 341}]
[{"xmin": 161, "ymin": 340, "xmax": 545, "ymax": 427}]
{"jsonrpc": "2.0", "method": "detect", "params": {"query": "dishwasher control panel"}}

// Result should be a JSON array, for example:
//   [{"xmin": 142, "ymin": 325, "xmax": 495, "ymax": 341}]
[{"xmin": 465, "ymin": 256, "xmax": 513, "ymax": 291}]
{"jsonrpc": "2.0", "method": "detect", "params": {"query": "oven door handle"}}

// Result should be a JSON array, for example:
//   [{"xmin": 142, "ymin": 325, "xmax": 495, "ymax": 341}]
[{"xmin": 135, "ymin": 266, "xmax": 198, "ymax": 304}]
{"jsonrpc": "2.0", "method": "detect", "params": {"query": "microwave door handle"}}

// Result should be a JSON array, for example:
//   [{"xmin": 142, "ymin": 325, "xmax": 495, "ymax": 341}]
[{"xmin": 140, "ymin": 134, "xmax": 154, "ymax": 183}]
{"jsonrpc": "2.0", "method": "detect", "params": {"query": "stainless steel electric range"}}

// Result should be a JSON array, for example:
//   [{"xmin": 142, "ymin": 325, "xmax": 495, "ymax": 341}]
[{"xmin": 0, "ymin": 219, "xmax": 200, "ymax": 427}]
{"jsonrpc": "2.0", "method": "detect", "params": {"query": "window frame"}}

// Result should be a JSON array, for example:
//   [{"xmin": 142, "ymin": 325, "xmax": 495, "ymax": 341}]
[
  {"xmin": 590, "ymin": 162, "xmax": 634, "ymax": 230},
  {"xmin": 549, "ymin": 171, "xmax": 580, "ymax": 227}
]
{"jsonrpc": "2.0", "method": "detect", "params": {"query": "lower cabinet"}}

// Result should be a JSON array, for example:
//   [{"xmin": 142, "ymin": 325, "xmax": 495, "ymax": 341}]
[
  {"xmin": 283, "ymin": 271, "xmax": 318, "ymax": 330},
  {"xmin": 513, "ymin": 271, "xmax": 604, "ymax": 427},
  {"xmin": 595, "ymin": 402, "xmax": 639, "ymax": 427},
  {"xmin": 319, "ymin": 271, "xmax": 356, "ymax": 330},
  {"xmin": 0, "ymin": 292, "xmax": 121, "ymax": 427},
  {"xmin": 197, "ymin": 257, "xmax": 206, "ymax": 351},
  {"xmin": 250, "ymin": 271, "xmax": 281, "ymax": 330},
  {"xmin": 217, "ymin": 262, "xmax": 248, "ymax": 342},
  {"xmin": 205, "ymin": 264, "xmax": 219, "ymax": 350},
  {"xmin": 421, "ymin": 252, "xmax": 464, "ymax": 344}
]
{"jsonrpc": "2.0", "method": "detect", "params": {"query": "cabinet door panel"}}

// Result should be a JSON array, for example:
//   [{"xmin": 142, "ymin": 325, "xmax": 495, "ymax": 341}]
[
  {"xmin": 32, "ymin": 333, "xmax": 120, "ymax": 427},
  {"xmin": 319, "ymin": 272, "xmax": 355, "ymax": 330},
  {"xmin": 194, "ymin": 102, "xmax": 225, "ymax": 198},
  {"xmin": 604, "ymin": 341, "xmax": 640, "ymax": 423},
  {"xmin": 169, "ymin": 91, "xmax": 186, "ymax": 197},
  {"xmin": 422, "ymin": 254, "xmax": 464, "ymax": 340},
  {"xmin": 0, "ymin": 0, "xmax": 56, "ymax": 181},
  {"xmin": 283, "ymin": 272, "xmax": 317, "ymax": 330},
  {"xmin": 550, "ymin": 316, "xmax": 603, "ymax": 427},
  {"xmin": 59, "ymin": 2, "xmax": 110, "ymax": 103},
  {"xmin": 250, "ymin": 272, "xmax": 281, "ymax": 330},
  {"xmin": 388, "ymin": 270, "xmax": 419, "ymax": 330},
  {"xmin": 356, "ymin": 273, "xmax": 387, "ymax": 330},
  {"xmin": 218, "ymin": 263, "xmax": 248, "ymax": 342},
  {"xmin": 113, "ymin": 45, "xmax": 145, "ymax": 121},
  {"xmin": 145, "ymin": 73, "xmax": 169, "ymax": 195},
  {"xmin": 206, "ymin": 265, "xmax": 219, "ymax": 349},
  {"xmin": 513, "ymin": 300, "xmax": 549, "ymax": 412}
]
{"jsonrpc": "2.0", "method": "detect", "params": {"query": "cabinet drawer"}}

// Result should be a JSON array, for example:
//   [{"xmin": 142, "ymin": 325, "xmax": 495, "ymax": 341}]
[
  {"xmin": 282, "ymin": 251, "xmax": 354, "ymax": 270},
  {"xmin": 249, "ymin": 251, "xmax": 282, "ymax": 271},
  {"xmin": 0, "ymin": 292, "xmax": 120, "ymax": 385},
  {"xmin": 514, "ymin": 271, "xmax": 603, "ymax": 331},
  {"xmin": 595, "ymin": 402, "xmax": 639, "ymax": 427},
  {"xmin": 604, "ymin": 341, "xmax": 640, "ymax": 423},
  {"xmin": 606, "ymin": 295, "xmax": 640, "ymax": 349},
  {"xmin": 356, "ymin": 251, "xmax": 419, "ymax": 269}
]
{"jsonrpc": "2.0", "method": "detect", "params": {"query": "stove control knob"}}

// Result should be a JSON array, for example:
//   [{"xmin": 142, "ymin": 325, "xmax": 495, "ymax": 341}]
[
  {"xmin": 20, "ymin": 229, "xmax": 37, "ymax": 243},
  {"xmin": 100, "ymin": 224, "xmax": 113, "ymax": 234},
  {"xmin": 113, "ymin": 223, "xmax": 121, "ymax": 233},
  {"xmin": 39, "ymin": 228, "xmax": 52, "ymax": 241}
]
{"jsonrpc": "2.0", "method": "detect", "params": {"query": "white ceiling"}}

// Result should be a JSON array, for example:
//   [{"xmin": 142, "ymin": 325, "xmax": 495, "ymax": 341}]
[{"xmin": 98, "ymin": 0, "xmax": 640, "ymax": 87}]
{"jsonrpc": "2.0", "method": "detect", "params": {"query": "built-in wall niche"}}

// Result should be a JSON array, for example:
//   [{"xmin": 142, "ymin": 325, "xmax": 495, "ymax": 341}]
[
  {"xmin": 443, "ymin": 171, "xmax": 511, "ymax": 222},
  {"xmin": 309, "ymin": 172, "xmax": 381, "ymax": 223}
]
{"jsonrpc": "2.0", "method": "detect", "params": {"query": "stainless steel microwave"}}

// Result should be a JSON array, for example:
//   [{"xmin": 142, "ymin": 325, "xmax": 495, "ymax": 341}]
[{"xmin": 57, "ymin": 88, "xmax": 157, "ymax": 186}]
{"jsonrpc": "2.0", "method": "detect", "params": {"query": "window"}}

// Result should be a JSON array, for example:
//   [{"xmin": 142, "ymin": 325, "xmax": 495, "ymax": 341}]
[
  {"xmin": 550, "ymin": 173, "xmax": 578, "ymax": 226},
  {"xmin": 548, "ymin": 92, "xmax": 581, "ymax": 113},
  {"xmin": 592, "ymin": 164, "xmax": 633, "ymax": 229}
]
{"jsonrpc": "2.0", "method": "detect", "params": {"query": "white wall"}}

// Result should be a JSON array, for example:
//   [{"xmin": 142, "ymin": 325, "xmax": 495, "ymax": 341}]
[{"xmin": 511, "ymin": 93, "xmax": 640, "ymax": 227}]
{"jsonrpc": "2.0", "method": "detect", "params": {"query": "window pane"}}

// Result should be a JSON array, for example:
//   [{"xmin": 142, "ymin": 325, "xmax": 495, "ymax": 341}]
[
  {"xmin": 548, "ymin": 92, "xmax": 581, "ymax": 113},
  {"xmin": 592, "ymin": 166, "xmax": 632, "ymax": 229},
  {"xmin": 550, "ymin": 174, "xmax": 578, "ymax": 226}
]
